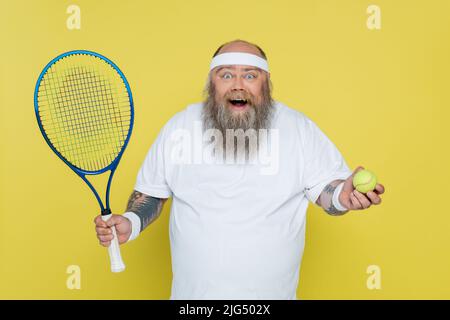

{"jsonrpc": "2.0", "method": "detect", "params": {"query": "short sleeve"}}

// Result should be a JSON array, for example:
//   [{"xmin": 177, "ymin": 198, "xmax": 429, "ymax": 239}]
[
  {"xmin": 134, "ymin": 125, "xmax": 173, "ymax": 199},
  {"xmin": 299, "ymin": 116, "xmax": 352, "ymax": 204}
]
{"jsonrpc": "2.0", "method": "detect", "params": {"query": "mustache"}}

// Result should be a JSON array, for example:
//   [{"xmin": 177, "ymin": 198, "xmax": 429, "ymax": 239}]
[{"xmin": 222, "ymin": 91, "xmax": 255, "ymax": 104}]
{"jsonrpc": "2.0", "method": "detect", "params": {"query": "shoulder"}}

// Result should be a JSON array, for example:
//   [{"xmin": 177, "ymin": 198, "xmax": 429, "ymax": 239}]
[
  {"xmin": 272, "ymin": 101, "xmax": 329, "ymax": 149},
  {"xmin": 272, "ymin": 100, "xmax": 314, "ymax": 129},
  {"xmin": 161, "ymin": 102, "xmax": 203, "ymax": 132}
]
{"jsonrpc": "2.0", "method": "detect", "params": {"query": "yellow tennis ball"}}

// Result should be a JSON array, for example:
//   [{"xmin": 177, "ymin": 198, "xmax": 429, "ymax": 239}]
[{"xmin": 353, "ymin": 170, "xmax": 377, "ymax": 193}]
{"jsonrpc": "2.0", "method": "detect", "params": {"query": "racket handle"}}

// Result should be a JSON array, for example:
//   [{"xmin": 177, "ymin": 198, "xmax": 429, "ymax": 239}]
[{"xmin": 101, "ymin": 214, "xmax": 126, "ymax": 273}]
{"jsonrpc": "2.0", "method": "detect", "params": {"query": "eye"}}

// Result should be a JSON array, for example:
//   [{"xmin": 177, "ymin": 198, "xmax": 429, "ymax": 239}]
[
  {"xmin": 221, "ymin": 72, "xmax": 233, "ymax": 80},
  {"xmin": 244, "ymin": 73, "xmax": 256, "ymax": 80}
]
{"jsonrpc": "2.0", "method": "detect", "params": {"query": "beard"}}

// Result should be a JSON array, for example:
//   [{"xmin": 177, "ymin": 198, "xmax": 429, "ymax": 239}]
[
  {"xmin": 202, "ymin": 78, "xmax": 274, "ymax": 133},
  {"xmin": 201, "ymin": 77, "xmax": 275, "ymax": 162}
]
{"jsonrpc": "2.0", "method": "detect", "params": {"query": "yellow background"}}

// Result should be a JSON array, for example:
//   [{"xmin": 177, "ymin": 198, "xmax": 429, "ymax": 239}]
[{"xmin": 1, "ymin": 0, "xmax": 449, "ymax": 299}]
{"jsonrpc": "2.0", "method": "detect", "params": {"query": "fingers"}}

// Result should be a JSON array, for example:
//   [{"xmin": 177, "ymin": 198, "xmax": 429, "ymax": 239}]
[
  {"xmin": 99, "ymin": 240, "xmax": 111, "ymax": 247},
  {"xmin": 349, "ymin": 189, "xmax": 383, "ymax": 210},
  {"xmin": 94, "ymin": 214, "xmax": 115, "ymax": 247},
  {"xmin": 93, "ymin": 215, "xmax": 107, "ymax": 228},
  {"xmin": 94, "ymin": 214, "xmax": 130, "ymax": 246},
  {"xmin": 374, "ymin": 183, "xmax": 385, "ymax": 195},
  {"xmin": 104, "ymin": 215, "xmax": 124, "ymax": 228},
  {"xmin": 349, "ymin": 191, "xmax": 361, "ymax": 209},
  {"xmin": 97, "ymin": 228, "xmax": 114, "ymax": 247},
  {"xmin": 366, "ymin": 190, "xmax": 382, "ymax": 205},
  {"xmin": 347, "ymin": 169, "xmax": 385, "ymax": 210},
  {"xmin": 352, "ymin": 190, "xmax": 372, "ymax": 209},
  {"xmin": 96, "ymin": 226, "xmax": 111, "ymax": 235},
  {"xmin": 97, "ymin": 233, "xmax": 114, "ymax": 242}
]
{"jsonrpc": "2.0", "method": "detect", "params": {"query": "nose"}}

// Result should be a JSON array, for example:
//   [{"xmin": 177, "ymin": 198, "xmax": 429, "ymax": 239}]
[{"xmin": 231, "ymin": 75, "xmax": 245, "ymax": 91}]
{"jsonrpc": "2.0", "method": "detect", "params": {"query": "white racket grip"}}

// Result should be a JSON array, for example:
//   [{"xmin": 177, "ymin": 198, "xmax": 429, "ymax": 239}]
[{"xmin": 102, "ymin": 214, "xmax": 126, "ymax": 273}]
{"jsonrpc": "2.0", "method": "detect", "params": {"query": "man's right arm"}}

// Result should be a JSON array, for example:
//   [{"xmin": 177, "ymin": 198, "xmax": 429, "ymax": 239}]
[
  {"xmin": 94, "ymin": 191, "xmax": 167, "ymax": 246},
  {"xmin": 125, "ymin": 190, "xmax": 168, "ymax": 233}
]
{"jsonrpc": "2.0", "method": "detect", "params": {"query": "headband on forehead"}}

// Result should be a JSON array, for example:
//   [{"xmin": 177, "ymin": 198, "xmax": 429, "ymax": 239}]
[{"xmin": 209, "ymin": 52, "xmax": 269, "ymax": 73}]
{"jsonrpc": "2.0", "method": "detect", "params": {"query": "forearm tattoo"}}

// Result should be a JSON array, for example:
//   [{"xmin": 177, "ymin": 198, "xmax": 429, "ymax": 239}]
[
  {"xmin": 126, "ymin": 191, "xmax": 166, "ymax": 231},
  {"xmin": 319, "ymin": 180, "xmax": 348, "ymax": 216}
]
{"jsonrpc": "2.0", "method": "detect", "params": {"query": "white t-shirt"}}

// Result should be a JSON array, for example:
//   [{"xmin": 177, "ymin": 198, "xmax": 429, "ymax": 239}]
[{"xmin": 130, "ymin": 101, "xmax": 352, "ymax": 299}]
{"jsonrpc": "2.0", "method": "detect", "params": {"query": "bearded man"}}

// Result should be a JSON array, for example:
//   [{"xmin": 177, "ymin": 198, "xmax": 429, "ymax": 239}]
[{"xmin": 94, "ymin": 39, "xmax": 385, "ymax": 300}]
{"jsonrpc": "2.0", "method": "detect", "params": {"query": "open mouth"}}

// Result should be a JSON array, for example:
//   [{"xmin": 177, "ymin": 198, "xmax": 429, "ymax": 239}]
[{"xmin": 228, "ymin": 99, "xmax": 248, "ymax": 108}]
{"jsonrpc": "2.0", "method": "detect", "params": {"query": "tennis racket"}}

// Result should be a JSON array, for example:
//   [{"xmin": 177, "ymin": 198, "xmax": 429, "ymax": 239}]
[{"xmin": 34, "ymin": 50, "xmax": 134, "ymax": 273}]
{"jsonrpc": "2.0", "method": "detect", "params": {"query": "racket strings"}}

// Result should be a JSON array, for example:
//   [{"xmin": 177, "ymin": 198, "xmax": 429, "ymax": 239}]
[
  {"xmin": 41, "ymin": 68, "xmax": 119, "ymax": 167},
  {"xmin": 36, "ymin": 54, "xmax": 132, "ymax": 172}
]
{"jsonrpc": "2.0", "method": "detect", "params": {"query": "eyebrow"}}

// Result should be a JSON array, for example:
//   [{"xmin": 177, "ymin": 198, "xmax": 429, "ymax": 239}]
[{"xmin": 215, "ymin": 66, "xmax": 260, "ymax": 73}]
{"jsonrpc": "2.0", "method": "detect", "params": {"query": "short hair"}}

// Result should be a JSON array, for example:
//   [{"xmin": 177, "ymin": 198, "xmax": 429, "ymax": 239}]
[{"xmin": 212, "ymin": 39, "xmax": 268, "ymax": 60}]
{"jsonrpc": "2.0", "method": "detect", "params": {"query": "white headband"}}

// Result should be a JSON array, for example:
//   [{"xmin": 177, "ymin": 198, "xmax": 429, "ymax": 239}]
[{"xmin": 210, "ymin": 52, "xmax": 269, "ymax": 73}]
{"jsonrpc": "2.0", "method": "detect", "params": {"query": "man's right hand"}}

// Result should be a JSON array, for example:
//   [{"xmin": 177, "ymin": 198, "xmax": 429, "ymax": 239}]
[{"xmin": 94, "ymin": 214, "xmax": 132, "ymax": 247}]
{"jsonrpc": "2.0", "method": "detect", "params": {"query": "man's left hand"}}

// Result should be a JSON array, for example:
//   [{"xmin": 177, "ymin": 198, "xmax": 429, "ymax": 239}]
[{"xmin": 339, "ymin": 166, "xmax": 385, "ymax": 211}]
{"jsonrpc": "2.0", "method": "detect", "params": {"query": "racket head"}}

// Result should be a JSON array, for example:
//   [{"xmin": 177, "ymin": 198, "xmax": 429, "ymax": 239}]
[{"xmin": 34, "ymin": 50, "xmax": 134, "ymax": 175}]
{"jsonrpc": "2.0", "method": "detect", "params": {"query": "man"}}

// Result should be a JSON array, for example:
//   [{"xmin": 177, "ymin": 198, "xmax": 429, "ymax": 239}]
[{"xmin": 94, "ymin": 39, "xmax": 385, "ymax": 299}]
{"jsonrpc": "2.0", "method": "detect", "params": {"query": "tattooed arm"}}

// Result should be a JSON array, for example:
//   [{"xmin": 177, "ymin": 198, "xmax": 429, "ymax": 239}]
[
  {"xmin": 126, "ymin": 190, "xmax": 168, "ymax": 232},
  {"xmin": 316, "ymin": 180, "xmax": 349, "ymax": 216},
  {"xmin": 94, "ymin": 191, "xmax": 167, "ymax": 246}
]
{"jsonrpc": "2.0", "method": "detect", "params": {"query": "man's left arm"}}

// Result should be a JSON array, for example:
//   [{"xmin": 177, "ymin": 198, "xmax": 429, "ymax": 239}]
[
  {"xmin": 316, "ymin": 166, "xmax": 385, "ymax": 215},
  {"xmin": 316, "ymin": 179, "xmax": 349, "ymax": 216}
]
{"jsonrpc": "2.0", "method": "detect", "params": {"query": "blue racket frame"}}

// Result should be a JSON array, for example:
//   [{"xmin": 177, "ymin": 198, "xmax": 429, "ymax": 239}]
[{"xmin": 34, "ymin": 50, "xmax": 134, "ymax": 215}]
